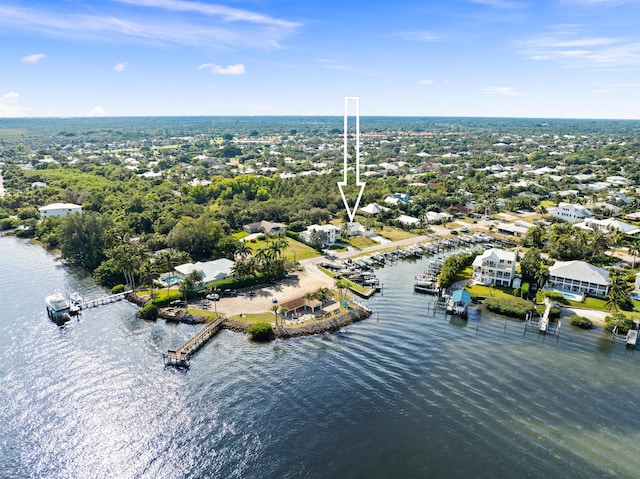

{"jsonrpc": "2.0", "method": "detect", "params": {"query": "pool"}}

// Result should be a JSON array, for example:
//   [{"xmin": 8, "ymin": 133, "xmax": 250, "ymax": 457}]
[
  {"xmin": 544, "ymin": 289, "xmax": 584, "ymax": 302},
  {"xmin": 560, "ymin": 291, "xmax": 585, "ymax": 302},
  {"xmin": 629, "ymin": 292, "xmax": 640, "ymax": 300},
  {"xmin": 159, "ymin": 275, "xmax": 181, "ymax": 286}
]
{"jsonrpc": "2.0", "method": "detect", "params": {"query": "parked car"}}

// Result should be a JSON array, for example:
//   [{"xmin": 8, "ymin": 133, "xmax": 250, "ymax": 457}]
[
  {"xmin": 169, "ymin": 299, "xmax": 186, "ymax": 307},
  {"xmin": 460, "ymin": 226, "xmax": 469, "ymax": 233},
  {"xmin": 206, "ymin": 293, "xmax": 220, "ymax": 301},
  {"xmin": 222, "ymin": 289, "xmax": 238, "ymax": 297}
]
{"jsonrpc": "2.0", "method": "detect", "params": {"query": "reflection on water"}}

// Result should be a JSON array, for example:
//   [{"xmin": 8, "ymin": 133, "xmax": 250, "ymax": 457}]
[{"xmin": 1, "ymin": 236, "xmax": 639, "ymax": 478}]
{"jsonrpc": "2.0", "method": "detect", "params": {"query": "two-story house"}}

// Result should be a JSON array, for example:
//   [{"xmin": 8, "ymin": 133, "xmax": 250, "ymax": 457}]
[{"xmin": 472, "ymin": 248, "xmax": 517, "ymax": 287}]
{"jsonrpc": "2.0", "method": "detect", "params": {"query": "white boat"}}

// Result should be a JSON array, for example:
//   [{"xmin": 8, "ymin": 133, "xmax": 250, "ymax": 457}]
[
  {"xmin": 45, "ymin": 293, "xmax": 71, "ymax": 318},
  {"xmin": 414, "ymin": 273, "xmax": 439, "ymax": 294}
]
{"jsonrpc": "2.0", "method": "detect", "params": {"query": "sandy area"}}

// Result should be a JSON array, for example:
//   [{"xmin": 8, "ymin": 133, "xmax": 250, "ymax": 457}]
[
  {"xmin": 560, "ymin": 307, "xmax": 609, "ymax": 327},
  {"xmin": 195, "ymin": 261, "xmax": 333, "ymax": 317}
]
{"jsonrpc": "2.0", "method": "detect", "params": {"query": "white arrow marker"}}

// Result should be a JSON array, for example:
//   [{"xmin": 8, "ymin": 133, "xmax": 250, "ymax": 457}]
[{"xmin": 337, "ymin": 96, "xmax": 366, "ymax": 222}]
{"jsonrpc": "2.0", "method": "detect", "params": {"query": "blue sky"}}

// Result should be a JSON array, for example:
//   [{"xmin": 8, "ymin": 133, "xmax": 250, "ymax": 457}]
[{"xmin": 1, "ymin": 0, "xmax": 640, "ymax": 118}]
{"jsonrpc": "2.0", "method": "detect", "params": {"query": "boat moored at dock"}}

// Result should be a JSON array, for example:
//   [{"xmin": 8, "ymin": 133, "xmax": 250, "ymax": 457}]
[{"xmin": 45, "ymin": 293, "xmax": 71, "ymax": 320}]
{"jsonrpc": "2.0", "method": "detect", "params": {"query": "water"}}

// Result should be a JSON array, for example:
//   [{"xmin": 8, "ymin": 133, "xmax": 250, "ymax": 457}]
[{"xmin": 1, "ymin": 236, "xmax": 640, "ymax": 478}]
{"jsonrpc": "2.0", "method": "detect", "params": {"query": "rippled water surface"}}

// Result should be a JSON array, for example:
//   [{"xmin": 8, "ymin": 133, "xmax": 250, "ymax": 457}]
[{"xmin": 1, "ymin": 236, "xmax": 639, "ymax": 478}]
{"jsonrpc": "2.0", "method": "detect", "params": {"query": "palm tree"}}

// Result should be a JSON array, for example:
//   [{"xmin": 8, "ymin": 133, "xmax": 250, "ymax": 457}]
[
  {"xmin": 235, "ymin": 241, "xmax": 252, "ymax": 261},
  {"xmin": 335, "ymin": 278, "xmax": 348, "ymax": 301},
  {"xmin": 628, "ymin": 240, "xmax": 640, "ymax": 269},
  {"xmin": 156, "ymin": 249, "xmax": 188, "ymax": 292},
  {"xmin": 315, "ymin": 287, "xmax": 331, "ymax": 310},
  {"xmin": 279, "ymin": 306, "xmax": 288, "ymax": 322},
  {"xmin": 605, "ymin": 269, "xmax": 629, "ymax": 313},
  {"xmin": 180, "ymin": 269, "xmax": 204, "ymax": 303},
  {"xmin": 271, "ymin": 304, "xmax": 280, "ymax": 326},
  {"xmin": 138, "ymin": 260, "xmax": 159, "ymax": 300}
]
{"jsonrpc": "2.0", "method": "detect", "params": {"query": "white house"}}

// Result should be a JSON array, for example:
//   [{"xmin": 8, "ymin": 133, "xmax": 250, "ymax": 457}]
[
  {"xmin": 299, "ymin": 224, "xmax": 340, "ymax": 245},
  {"xmin": 472, "ymin": 248, "xmax": 517, "ymax": 287},
  {"xmin": 396, "ymin": 215, "xmax": 420, "ymax": 228},
  {"xmin": 38, "ymin": 202, "xmax": 83, "ymax": 219},
  {"xmin": 360, "ymin": 203, "xmax": 390, "ymax": 216},
  {"xmin": 574, "ymin": 218, "xmax": 640, "ymax": 236},
  {"xmin": 549, "ymin": 202, "xmax": 592, "ymax": 224},
  {"xmin": 423, "ymin": 211, "xmax": 452, "ymax": 224},
  {"xmin": 384, "ymin": 193, "xmax": 411, "ymax": 205},
  {"xmin": 346, "ymin": 222, "xmax": 374, "ymax": 238},
  {"xmin": 174, "ymin": 258, "xmax": 235, "ymax": 285},
  {"xmin": 547, "ymin": 260, "xmax": 610, "ymax": 298}
]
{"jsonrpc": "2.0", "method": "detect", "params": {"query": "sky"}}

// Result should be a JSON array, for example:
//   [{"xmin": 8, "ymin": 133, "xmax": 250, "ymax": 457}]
[{"xmin": 1, "ymin": 0, "xmax": 640, "ymax": 119}]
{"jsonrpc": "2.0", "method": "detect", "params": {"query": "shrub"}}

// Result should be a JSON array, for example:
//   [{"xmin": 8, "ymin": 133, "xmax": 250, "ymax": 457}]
[
  {"xmin": 541, "ymin": 291, "xmax": 567, "ymax": 304},
  {"xmin": 137, "ymin": 302, "xmax": 158, "ymax": 320},
  {"xmin": 111, "ymin": 284, "xmax": 125, "ymax": 294},
  {"xmin": 484, "ymin": 297, "xmax": 535, "ymax": 319},
  {"xmin": 247, "ymin": 321, "xmax": 274, "ymax": 341},
  {"xmin": 605, "ymin": 313, "xmax": 633, "ymax": 334},
  {"xmin": 569, "ymin": 315, "xmax": 592, "ymax": 329}
]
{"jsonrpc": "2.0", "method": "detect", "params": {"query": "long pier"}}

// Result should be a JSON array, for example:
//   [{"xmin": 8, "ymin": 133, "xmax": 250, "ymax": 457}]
[
  {"xmin": 77, "ymin": 291, "xmax": 133, "ymax": 310},
  {"xmin": 163, "ymin": 316, "xmax": 225, "ymax": 367}
]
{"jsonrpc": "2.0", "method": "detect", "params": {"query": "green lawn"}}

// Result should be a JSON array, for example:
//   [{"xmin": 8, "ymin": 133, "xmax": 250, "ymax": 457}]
[
  {"xmin": 348, "ymin": 236, "xmax": 379, "ymax": 249},
  {"xmin": 465, "ymin": 283, "xmax": 514, "ymax": 299},
  {"xmin": 232, "ymin": 231, "xmax": 249, "ymax": 239},
  {"xmin": 245, "ymin": 237, "xmax": 320, "ymax": 261}
]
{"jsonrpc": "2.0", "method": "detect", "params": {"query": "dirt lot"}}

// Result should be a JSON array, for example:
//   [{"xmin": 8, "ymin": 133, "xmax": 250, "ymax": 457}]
[{"xmin": 200, "ymin": 262, "xmax": 333, "ymax": 317}]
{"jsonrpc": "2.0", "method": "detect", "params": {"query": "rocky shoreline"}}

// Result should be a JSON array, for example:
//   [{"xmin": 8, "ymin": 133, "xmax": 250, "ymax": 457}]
[{"xmin": 153, "ymin": 301, "xmax": 372, "ymax": 338}]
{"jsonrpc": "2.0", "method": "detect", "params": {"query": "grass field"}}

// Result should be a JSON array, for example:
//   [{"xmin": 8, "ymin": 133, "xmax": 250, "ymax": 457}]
[
  {"xmin": 376, "ymin": 226, "xmax": 416, "ymax": 241},
  {"xmin": 348, "ymin": 236, "xmax": 379, "ymax": 249},
  {"xmin": 245, "ymin": 237, "xmax": 320, "ymax": 261}
]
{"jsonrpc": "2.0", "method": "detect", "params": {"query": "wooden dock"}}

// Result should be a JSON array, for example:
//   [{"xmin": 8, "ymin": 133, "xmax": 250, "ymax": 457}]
[
  {"xmin": 77, "ymin": 291, "xmax": 133, "ymax": 310},
  {"xmin": 163, "ymin": 316, "xmax": 225, "ymax": 367},
  {"xmin": 539, "ymin": 298, "xmax": 552, "ymax": 333}
]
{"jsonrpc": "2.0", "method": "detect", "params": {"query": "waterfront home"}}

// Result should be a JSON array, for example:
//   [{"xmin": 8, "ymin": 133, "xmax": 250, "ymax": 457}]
[
  {"xmin": 472, "ymin": 248, "xmax": 517, "ymax": 287},
  {"xmin": 243, "ymin": 220, "xmax": 287, "ymax": 236},
  {"xmin": 299, "ymin": 224, "xmax": 340, "ymax": 245},
  {"xmin": 549, "ymin": 202, "xmax": 592, "ymax": 224},
  {"xmin": 38, "ymin": 202, "xmax": 83, "ymax": 219},
  {"xmin": 174, "ymin": 258, "xmax": 235, "ymax": 287},
  {"xmin": 547, "ymin": 260, "xmax": 610, "ymax": 298}
]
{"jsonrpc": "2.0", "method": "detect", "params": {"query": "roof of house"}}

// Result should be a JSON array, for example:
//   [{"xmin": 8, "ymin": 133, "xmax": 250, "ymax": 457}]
[
  {"xmin": 472, "ymin": 248, "xmax": 517, "ymax": 266},
  {"xmin": 39, "ymin": 202, "xmax": 82, "ymax": 211},
  {"xmin": 549, "ymin": 260, "xmax": 610, "ymax": 285},
  {"xmin": 396, "ymin": 214, "xmax": 420, "ymax": 225},
  {"xmin": 451, "ymin": 289, "xmax": 471, "ymax": 304},
  {"xmin": 576, "ymin": 218, "xmax": 640, "ymax": 235},
  {"xmin": 360, "ymin": 203, "xmax": 390, "ymax": 215},
  {"xmin": 175, "ymin": 258, "xmax": 235, "ymax": 283}
]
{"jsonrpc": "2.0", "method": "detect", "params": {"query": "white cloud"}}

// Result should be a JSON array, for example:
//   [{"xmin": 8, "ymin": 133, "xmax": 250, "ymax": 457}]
[
  {"xmin": 0, "ymin": 92, "xmax": 28, "ymax": 117},
  {"xmin": 398, "ymin": 31, "xmax": 442, "ymax": 42},
  {"xmin": 115, "ymin": 0, "xmax": 298, "ymax": 28},
  {"xmin": 522, "ymin": 33, "xmax": 640, "ymax": 68},
  {"xmin": 469, "ymin": 0, "xmax": 527, "ymax": 7},
  {"xmin": 483, "ymin": 86, "xmax": 521, "ymax": 96},
  {"xmin": 0, "ymin": 3, "xmax": 299, "ymax": 50},
  {"xmin": 114, "ymin": 62, "xmax": 127, "ymax": 72},
  {"xmin": 21, "ymin": 53, "xmax": 46, "ymax": 63},
  {"xmin": 315, "ymin": 59, "xmax": 378, "ymax": 76},
  {"xmin": 88, "ymin": 106, "xmax": 108, "ymax": 116},
  {"xmin": 419, "ymin": 79, "xmax": 435, "ymax": 85},
  {"xmin": 198, "ymin": 63, "xmax": 246, "ymax": 75}
]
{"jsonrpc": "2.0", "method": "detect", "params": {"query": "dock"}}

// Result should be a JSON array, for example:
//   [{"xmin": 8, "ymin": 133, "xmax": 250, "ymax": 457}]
[
  {"xmin": 539, "ymin": 297, "xmax": 552, "ymax": 333},
  {"xmin": 163, "ymin": 316, "xmax": 225, "ymax": 367},
  {"xmin": 77, "ymin": 291, "xmax": 133, "ymax": 310},
  {"xmin": 626, "ymin": 320, "xmax": 639, "ymax": 349}
]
